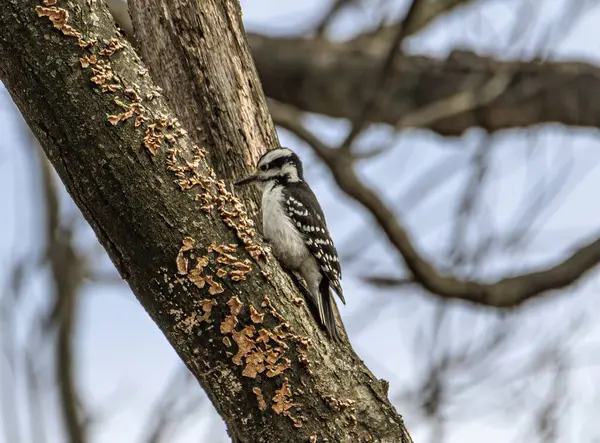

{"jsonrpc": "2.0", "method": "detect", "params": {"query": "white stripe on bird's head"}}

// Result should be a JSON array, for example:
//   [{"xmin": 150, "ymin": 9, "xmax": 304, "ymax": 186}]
[{"xmin": 255, "ymin": 147, "xmax": 303, "ymax": 183}]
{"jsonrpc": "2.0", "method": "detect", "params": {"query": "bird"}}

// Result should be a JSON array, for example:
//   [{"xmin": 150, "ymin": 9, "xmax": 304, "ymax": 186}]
[{"xmin": 234, "ymin": 147, "xmax": 345, "ymax": 341}]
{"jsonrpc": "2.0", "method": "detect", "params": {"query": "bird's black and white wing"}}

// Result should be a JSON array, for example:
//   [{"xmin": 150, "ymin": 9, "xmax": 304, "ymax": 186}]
[{"xmin": 282, "ymin": 183, "xmax": 344, "ymax": 303}]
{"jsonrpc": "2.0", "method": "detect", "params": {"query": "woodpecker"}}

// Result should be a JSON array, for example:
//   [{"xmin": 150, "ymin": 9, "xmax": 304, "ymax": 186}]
[{"xmin": 235, "ymin": 147, "xmax": 345, "ymax": 341}]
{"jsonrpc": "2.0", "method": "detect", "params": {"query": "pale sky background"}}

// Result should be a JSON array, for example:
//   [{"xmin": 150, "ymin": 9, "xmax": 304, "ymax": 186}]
[{"xmin": 2, "ymin": 0, "xmax": 600, "ymax": 442}]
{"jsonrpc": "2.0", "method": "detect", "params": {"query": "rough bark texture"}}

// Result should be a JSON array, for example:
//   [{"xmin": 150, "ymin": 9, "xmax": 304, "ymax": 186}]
[
  {"xmin": 249, "ymin": 34, "xmax": 600, "ymax": 135},
  {"xmin": 127, "ymin": 0, "xmax": 273, "ymax": 213},
  {"xmin": 0, "ymin": 1, "xmax": 412, "ymax": 442}
]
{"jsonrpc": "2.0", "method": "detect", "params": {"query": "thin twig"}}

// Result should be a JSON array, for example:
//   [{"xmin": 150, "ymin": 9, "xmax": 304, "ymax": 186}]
[
  {"xmin": 314, "ymin": 0, "xmax": 355, "ymax": 37},
  {"xmin": 37, "ymin": 146, "xmax": 88, "ymax": 443},
  {"xmin": 338, "ymin": 0, "xmax": 424, "ymax": 152}
]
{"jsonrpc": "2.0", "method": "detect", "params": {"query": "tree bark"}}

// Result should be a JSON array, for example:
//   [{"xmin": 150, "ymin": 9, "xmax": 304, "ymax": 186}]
[
  {"xmin": 0, "ymin": 1, "xmax": 412, "ymax": 442},
  {"xmin": 127, "ymin": 0, "xmax": 274, "ymax": 209}
]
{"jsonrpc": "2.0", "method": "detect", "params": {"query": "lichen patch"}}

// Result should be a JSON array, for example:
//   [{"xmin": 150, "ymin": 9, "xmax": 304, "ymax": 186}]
[
  {"xmin": 272, "ymin": 379, "xmax": 300, "ymax": 426},
  {"xmin": 265, "ymin": 357, "xmax": 291, "ymax": 378},
  {"xmin": 252, "ymin": 387, "xmax": 267, "ymax": 411},
  {"xmin": 176, "ymin": 298, "xmax": 216, "ymax": 335},
  {"xmin": 205, "ymin": 275, "xmax": 225, "ymax": 295},
  {"xmin": 262, "ymin": 295, "xmax": 286, "ymax": 323},
  {"xmin": 323, "ymin": 394, "xmax": 356, "ymax": 412},
  {"xmin": 249, "ymin": 304, "xmax": 264, "ymax": 324},
  {"xmin": 99, "ymin": 37, "xmax": 123, "ymax": 56},
  {"xmin": 179, "ymin": 312, "xmax": 199, "ymax": 335},
  {"xmin": 176, "ymin": 237, "xmax": 195, "ymax": 275},
  {"xmin": 220, "ymin": 296, "xmax": 242, "ymax": 335},
  {"xmin": 231, "ymin": 325, "xmax": 256, "ymax": 366},
  {"xmin": 188, "ymin": 255, "xmax": 209, "ymax": 288},
  {"xmin": 35, "ymin": 5, "xmax": 81, "ymax": 38},
  {"xmin": 199, "ymin": 299, "xmax": 218, "ymax": 322}
]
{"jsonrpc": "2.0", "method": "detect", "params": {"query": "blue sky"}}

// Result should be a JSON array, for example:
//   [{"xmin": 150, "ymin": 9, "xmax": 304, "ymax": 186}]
[{"xmin": 2, "ymin": 0, "xmax": 600, "ymax": 442}]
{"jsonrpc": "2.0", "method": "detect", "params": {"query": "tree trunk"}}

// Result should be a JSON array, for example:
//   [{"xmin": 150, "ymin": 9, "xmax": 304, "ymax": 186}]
[{"xmin": 0, "ymin": 1, "xmax": 413, "ymax": 442}]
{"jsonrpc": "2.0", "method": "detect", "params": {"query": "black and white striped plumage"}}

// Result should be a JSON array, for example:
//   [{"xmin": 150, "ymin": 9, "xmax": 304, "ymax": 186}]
[{"xmin": 234, "ymin": 147, "xmax": 345, "ymax": 341}]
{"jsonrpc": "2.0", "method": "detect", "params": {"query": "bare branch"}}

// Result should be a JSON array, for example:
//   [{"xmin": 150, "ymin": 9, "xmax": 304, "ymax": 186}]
[
  {"xmin": 315, "ymin": 0, "xmax": 480, "ymax": 38},
  {"xmin": 38, "ymin": 148, "xmax": 88, "ymax": 443},
  {"xmin": 313, "ymin": 0, "xmax": 356, "ymax": 37},
  {"xmin": 139, "ymin": 368, "xmax": 204, "ymax": 443},
  {"xmin": 338, "ymin": 0, "xmax": 425, "ymax": 151},
  {"xmin": 352, "ymin": 0, "xmax": 483, "ymax": 44},
  {"xmin": 394, "ymin": 69, "xmax": 512, "ymax": 131},
  {"xmin": 250, "ymin": 34, "xmax": 600, "ymax": 136},
  {"xmin": 361, "ymin": 275, "xmax": 416, "ymax": 288},
  {"xmin": 272, "ymin": 104, "xmax": 600, "ymax": 307}
]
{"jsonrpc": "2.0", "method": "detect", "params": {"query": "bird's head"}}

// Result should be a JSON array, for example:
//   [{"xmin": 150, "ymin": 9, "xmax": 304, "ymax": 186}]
[{"xmin": 234, "ymin": 147, "xmax": 304, "ymax": 187}]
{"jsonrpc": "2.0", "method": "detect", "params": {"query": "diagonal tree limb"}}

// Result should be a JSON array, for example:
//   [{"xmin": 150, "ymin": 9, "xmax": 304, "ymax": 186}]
[
  {"xmin": 0, "ymin": 1, "xmax": 413, "ymax": 442},
  {"xmin": 271, "ymin": 102, "xmax": 600, "ymax": 308}
]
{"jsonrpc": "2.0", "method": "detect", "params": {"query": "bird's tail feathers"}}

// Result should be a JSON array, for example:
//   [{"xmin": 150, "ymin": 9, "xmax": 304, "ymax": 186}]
[
  {"xmin": 333, "ymin": 283, "xmax": 346, "ymax": 305},
  {"xmin": 318, "ymin": 275, "xmax": 343, "ymax": 342}
]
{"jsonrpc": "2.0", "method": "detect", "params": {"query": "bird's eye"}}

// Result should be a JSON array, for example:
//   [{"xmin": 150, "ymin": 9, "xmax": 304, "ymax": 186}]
[{"xmin": 259, "ymin": 164, "xmax": 268, "ymax": 171}]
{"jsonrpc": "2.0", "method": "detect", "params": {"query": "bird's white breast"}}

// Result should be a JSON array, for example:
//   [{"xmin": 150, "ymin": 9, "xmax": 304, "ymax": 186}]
[{"xmin": 262, "ymin": 182, "xmax": 309, "ymax": 269}]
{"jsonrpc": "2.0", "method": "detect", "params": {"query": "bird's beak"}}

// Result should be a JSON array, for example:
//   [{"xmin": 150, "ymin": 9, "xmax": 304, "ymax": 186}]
[{"xmin": 234, "ymin": 172, "xmax": 258, "ymax": 186}]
